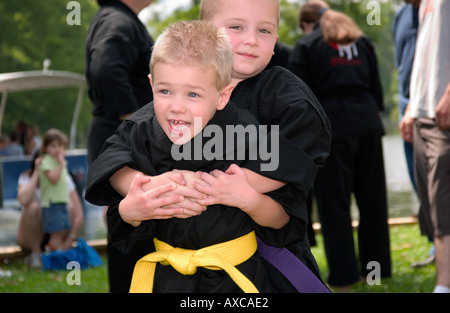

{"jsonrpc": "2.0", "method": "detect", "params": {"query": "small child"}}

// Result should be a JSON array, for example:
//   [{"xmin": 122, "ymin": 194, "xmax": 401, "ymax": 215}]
[
  {"xmin": 39, "ymin": 128, "xmax": 71, "ymax": 251},
  {"xmin": 127, "ymin": 19, "xmax": 290, "ymax": 293}
]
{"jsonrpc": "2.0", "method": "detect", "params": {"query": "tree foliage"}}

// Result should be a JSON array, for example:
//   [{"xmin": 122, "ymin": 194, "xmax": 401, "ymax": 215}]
[{"xmin": 0, "ymin": 0, "xmax": 403, "ymax": 148}]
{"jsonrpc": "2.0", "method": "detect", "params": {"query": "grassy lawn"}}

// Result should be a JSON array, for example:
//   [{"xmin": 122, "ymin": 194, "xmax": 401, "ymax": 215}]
[
  {"xmin": 0, "ymin": 256, "xmax": 109, "ymax": 293},
  {"xmin": 0, "ymin": 223, "xmax": 436, "ymax": 293},
  {"xmin": 312, "ymin": 223, "xmax": 436, "ymax": 293}
]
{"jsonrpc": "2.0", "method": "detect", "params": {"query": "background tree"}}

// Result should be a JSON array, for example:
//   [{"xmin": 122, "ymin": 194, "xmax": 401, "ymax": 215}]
[{"xmin": 0, "ymin": 0, "xmax": 403, "ymax": 149}]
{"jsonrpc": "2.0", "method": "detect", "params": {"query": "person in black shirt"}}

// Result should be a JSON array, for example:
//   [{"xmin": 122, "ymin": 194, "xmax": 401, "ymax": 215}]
[
  {"xmin": 288, "ymin": 1, "xmax": 391, "ymax": 288},
  {"xmin": 85, "ymin": 0, "xmax": 154, "ymax": 166},
  {"xmin": 86, "ymin": 0, "xmax": 331, "ymax": 292},
  {"xmin": 84, "ymin": 0, "xmax": 154, "ymax": 292}
]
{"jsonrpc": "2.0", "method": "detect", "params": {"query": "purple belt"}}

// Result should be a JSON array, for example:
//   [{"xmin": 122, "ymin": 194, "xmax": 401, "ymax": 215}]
[{"xmin": 257, "ymin": 236, "xmax": 330, "ymax": 293}]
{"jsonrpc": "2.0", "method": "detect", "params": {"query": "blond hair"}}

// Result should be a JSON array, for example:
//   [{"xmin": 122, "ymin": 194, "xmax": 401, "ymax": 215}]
[
  {"xmin": 300, "ymin": 0, "xmax": 362, "ymax": 44},
  {"xmin": 150, "ymin": 20, "xmax": 233, "ymax": 90},
  {"xmin": 200, "ymin": 0, "xmax": 280, "ymax": 26}
]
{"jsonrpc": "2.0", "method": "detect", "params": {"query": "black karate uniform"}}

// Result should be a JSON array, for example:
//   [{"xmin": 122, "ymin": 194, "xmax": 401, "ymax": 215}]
[
  {"xmin": 85, "ymin": 0, "xmax": 154, "ymax": 165},
  {"xmin": 86, "ymin": 66, "xmax": 331, "ymax": 292},
  {"xmin": 84, "ymin": 1, "xmax": 154, "ymax": 292},
  {"xmin": 288, "ymin": 28, "xmax": 391, "ymax": 286}
]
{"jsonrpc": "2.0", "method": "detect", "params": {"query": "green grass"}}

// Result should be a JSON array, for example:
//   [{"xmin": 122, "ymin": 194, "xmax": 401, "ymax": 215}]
[
  {"xmin": 0, "ymin": 256, "xmax": 108, "ymax": 293},
  {"xmin": 311, "ymin": 223, "xmax": 436, "ymax": 293},
  {"xmin": 0, "ymin": 224, "xmax": 436, "ymax": 293}
]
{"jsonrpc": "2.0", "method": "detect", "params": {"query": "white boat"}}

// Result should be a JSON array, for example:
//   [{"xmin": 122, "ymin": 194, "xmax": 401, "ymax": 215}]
[{"xmin": 0, "ymin": 61, "xmax": 88, "ymax": 209}]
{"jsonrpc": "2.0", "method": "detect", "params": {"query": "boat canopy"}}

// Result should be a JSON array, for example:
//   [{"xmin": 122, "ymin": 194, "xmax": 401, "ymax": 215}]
[{"xmin": 0, "ymin": 68, "xmax": 86, "ymax": 149}]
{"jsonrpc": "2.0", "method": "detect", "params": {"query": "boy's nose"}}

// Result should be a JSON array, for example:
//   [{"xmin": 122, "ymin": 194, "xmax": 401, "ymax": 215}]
[
  {"xmin": 169, "ymin": 99, "xmax": 187, "ymax": 113},
  {"xmin": 244, "ymin": 31, "xmax": 258, "ymax": 46}
]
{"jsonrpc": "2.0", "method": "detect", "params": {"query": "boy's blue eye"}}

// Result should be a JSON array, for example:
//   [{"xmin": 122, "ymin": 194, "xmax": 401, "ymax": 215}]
[
  {"xmin": 160, "ymin": 89, "xmax": 169, "ymax": 95},
  {"xmin": 188, "ymin": 92, "xmax": 199, "ymax": 98}
]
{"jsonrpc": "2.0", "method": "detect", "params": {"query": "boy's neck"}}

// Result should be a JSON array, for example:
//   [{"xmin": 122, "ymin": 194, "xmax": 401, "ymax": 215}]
[{"xmin": 231, "ymin": 78, "xmax": 245, "ymax": 86}]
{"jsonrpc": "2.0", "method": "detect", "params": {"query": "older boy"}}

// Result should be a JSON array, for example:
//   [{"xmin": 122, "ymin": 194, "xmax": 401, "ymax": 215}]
[
  {"xmin": 86, "ymin": 0, "xmax": 330, "ymax": 292},
  {"xmin": 115, "ymin": 20, "xmax": 292, "ymax": 292}
]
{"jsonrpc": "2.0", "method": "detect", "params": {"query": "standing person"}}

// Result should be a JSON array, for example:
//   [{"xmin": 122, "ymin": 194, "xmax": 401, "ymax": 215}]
[
  {"xmin": 400, "ymin": 0, "xmax": 450, "ymax": 293},
  {"xmin": 85, "ymin": 0, "xmax": 154, "ymax": 166},
  {"xmin": 393, "ymin": 0, "xmax": 420, "ymax": 191},
  {"xmin": 86, "ymin": 0, "xmax": 331, "ymax": 292},
  {"xmin": 288, "ymin": 1, "xmax": 391, "ymax": 288},
  {"xmin": 39, "ymin": 129, "xmax": 73, "ymax": 251},
  {"xmin": 393, "ymin": 0, "xmax": 436, "ymax": 269},
  {"xmin": 85, "ymin": 0, "xmax": 155, "ymax": 292}
]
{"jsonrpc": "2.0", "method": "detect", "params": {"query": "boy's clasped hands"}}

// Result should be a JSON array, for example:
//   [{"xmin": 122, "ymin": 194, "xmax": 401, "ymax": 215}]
[{"xmin": 118, "ymin": 164, "xmax": 255, "ymax": 226}]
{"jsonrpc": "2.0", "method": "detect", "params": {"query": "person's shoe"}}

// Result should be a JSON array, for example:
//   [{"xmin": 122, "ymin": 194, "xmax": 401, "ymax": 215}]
[
  {"xmin": 410, "ymin": 254, "xmax": 435, "ymax": 269},
  {"xmin": 28, "ymin": 252, "xmax": 42, "ymax": 269}
]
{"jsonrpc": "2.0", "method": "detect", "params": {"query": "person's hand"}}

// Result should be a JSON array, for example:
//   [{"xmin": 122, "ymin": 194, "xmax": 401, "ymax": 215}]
[
  {"xmin": 399, "ymin": 113, "xmax": 414, "ymax": 143},
  {"xmin": 57, "ymin": 150, "xmax": 66, "ymax": 164},
  {"xmin": 34, "ymin": 155, "xmax": 43, "ymax": 169},
  {"xmin": 118, "ymin": 173, "xmax": 185, "ymax": 227},
  {"xmin": 193, "ymin": 164, "xmax": 259, "ymax": 210},
  {"xmin": 141, "ymin": 170, "xmax": 208, "ymax": 219},
  {"xmin": 435, "ymin": 89, "xmax": 450, "ymax": 130}
]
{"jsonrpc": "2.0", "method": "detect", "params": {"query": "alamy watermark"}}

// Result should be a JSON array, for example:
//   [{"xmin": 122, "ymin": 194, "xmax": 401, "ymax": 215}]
[
  {"xmin": 66, "ymin": 1, "xmax": 81, "ymax": 26},
  {"xmin": 66, "ymin": 261, "xmax": 81, "ymax": 285},
  {"xmin": 367, "ymin": 0, "xmax": 381, "ymax": 26},
  {"xmin": 170, "ymin": 117, "xmax": 280, "ymax": 172},
  {"xmin": 366, "ymin": 261, "xmax": 381, "ymax": 285}
]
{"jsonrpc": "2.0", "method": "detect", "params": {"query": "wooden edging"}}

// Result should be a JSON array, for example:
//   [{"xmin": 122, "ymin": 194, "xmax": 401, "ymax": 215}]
[
  {"xmin": 0, "ymin": 216, "xmax": 418, "ymax": 263},
  {"xmin": 312, "ymin": 215, "xmax": 418, "ymax": 232}
]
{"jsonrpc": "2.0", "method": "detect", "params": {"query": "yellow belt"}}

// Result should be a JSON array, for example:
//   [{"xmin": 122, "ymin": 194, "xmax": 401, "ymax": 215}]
[{"xmin": 129, "ymin": 231, "xmax": 259, "ymax": 293}]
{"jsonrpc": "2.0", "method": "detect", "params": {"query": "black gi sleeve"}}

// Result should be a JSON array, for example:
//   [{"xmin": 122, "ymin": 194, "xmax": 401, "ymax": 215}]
[
  {"xmin": 251, "ymin": 67, "xmax": 331, "ymax": 202},
  {"xmin": 363, "ymin": 36, "xmax": 384, "ymax": 112},
  {"xmin": 85, "ymin": 119, "xmax": 137, "ymax": 205},
  {"xmin": 87, "ymin": 30, "xmax": 141, "ymax": 118}
]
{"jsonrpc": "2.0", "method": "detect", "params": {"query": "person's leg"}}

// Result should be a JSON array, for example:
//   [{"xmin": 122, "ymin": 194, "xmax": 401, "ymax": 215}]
[
  {"xmin": 434, "ymin": 235, "xmax": 450, "ymax": 291},
  {"xmin": 16, "ymin": 200, "xmax": 43, "ymax": 253},
  {"xmin": 17, "ymin": 200, "xmax": 44, "ymax": 268},
  {"xmin": 353, "ymin": 135, "xmax": 391, "ymax": 279},
  {"xmin": 48, "ymin": 230, "xmax": 69, "ymax": 251},
  {"xmin": 314, "ymin": 139, "xmax": 360, "ymax": 286},
  {"xmin": 414, "ymin": 118, "xmax": 450, "ymax": 291}
]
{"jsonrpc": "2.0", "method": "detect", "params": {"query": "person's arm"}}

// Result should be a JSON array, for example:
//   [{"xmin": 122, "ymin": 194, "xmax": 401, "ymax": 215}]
[
  {"xmin": 399, "ymin": 103, "xmax": 414, "ymax": 143},
  {"xmin": 44, "ymin": 152, "xmax": 65, "ymax": 184},
  {"xmin": 435, "ymin": 83, "xmax": 450, "ymax": 130},
  {"xmin": 118, "ymin": 173, "xmax": 191, "ymax": 227},
  {"xmin": 17, "ymin": 156, "xmax": 42, "ymax": 207},
  {"xmin": 241, "ymin": 169, "xmax": 286, "ymax": 193},
  {"xmin": 194, "ymin": 164, "xmax": 290, "ymax": 229},
  {"xmin": 17, "ymin": 171, "xmax": 39, "ymax": 207}
]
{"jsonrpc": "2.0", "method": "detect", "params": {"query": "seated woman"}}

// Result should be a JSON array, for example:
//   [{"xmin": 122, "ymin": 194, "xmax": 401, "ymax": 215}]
[{"xmin": 16, "ymin": 150, "xmax": 84, "ymax": 269}]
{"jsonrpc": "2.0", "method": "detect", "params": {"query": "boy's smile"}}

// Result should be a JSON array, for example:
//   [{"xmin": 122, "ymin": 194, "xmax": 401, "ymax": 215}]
[
  {"xmin": 150, "ymin": 62, "xmax": 232, "ymax": 145},
  {"xmin": 168, "ymin": 119, "xmax": 191, "ymax": 137},
  {"xmin": 211, "ymin": 0, "xmax": 279, "ymax": 84}
]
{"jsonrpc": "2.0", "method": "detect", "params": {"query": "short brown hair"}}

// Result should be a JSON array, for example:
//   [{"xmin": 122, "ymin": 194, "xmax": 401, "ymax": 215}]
[
  {"xmin": 150, "ymin": 20, "xmax": 233, "ymax": 90},
  {"xmin": 300, "ymin": 0, "xmax": 363, "ymax": 44},
  {"xmin": 42, "ymin": 128, "xmax": 68, "ymax": 150}
]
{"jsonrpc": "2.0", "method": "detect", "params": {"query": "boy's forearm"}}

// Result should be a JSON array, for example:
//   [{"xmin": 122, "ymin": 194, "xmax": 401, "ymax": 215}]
[
  {"xmin": 242, "ymin": 168, "xmax": 286, "ymax": 193},
  {"xmin": 242, "ymin": 190, "xmax": 290, "ymax": 229},
  {"xmin": 110, "ymin": 166, "xmax": 143, "ymax": 196}
]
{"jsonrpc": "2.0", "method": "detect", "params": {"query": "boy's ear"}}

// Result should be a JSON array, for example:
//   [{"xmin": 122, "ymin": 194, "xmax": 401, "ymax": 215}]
[
  {"xmin": 148, "ymin": 74, "xmax": 153, "ymax": 88},
  {"xmin": 216, "ymin": 84, "xmax": 234, "ymax": 111}
]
